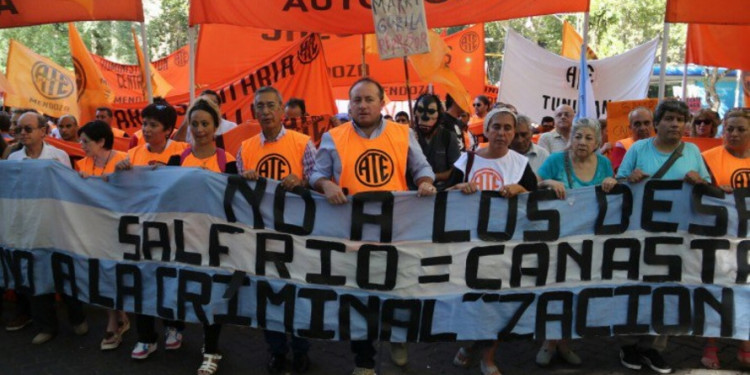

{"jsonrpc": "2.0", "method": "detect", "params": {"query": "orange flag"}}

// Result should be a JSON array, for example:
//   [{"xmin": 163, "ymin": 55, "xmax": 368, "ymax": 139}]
[
  {"xmin": 132, "ymin": 27, "xmax": 173, "ymax": 98},
  {"xmin": 69, "ymin": 23, "xmax": 113, "ymax": 124},
  {"xmin": 0, "ymin": 70, "xmax": 14, "ymax": 95},
  {"xmin": 685, "ymin": 24, "xmax": 750, "ymax": 71},
  {"xmin": 0, "ymin": 0, "xmax": 144, "ymax": 29},
  {"xmin": 561, "ymin": 20, "xmax": 598, "ymax": 60},
  {"xmin": 4, "ymin": 40, "xmax": 79, "ymax": 118},
  {"xmin": 408, "ymin": 30, "xmax": 472, "ymax": 113},
  {"xmin": 665, "ymin": 0, "xmax": 749, "ymax": 24}
]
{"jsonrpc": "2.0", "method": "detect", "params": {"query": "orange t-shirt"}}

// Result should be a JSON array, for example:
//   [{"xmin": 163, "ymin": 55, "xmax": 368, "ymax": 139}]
[
  {"xmin": 329, "ymin": 121, "xmax": 409, "ymax": 195},
  {"xmin": 238, "ymin": 130, "xmax": 309, "ymax": 180},
  {"xmin": 75, "ymin": 151, "xmax": 128, "ymax": 175},
  {"xmin": 127, "ymin": 140, "xmax": 189, "ymax": 166},
  {"xmin": 181, "ymin": 149, "xmax": 236, "ymax": 173},
  {"xmin": 702, "ymin": 146, "xmax": 750, "ymax": 189}
]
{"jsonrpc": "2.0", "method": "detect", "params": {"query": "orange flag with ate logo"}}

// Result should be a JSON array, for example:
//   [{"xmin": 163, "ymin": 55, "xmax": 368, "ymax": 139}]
[
  {"xmin": 408, "ymin": 30, "xmax": 472, "ymax": 113},
  {"xmin": 69, "ymin": 22, "xmax": 113, "ymax": 124},
  {"xmin": 4, "ymin": 40, "xmax": 79, "ymax": 118},
  {"xmin": 0, "ymin": 0, "xmax": 144, "ymax": 29},
  {"xmin": 132, "ymin": 27, "xmax": 173, "ymax": 98}
]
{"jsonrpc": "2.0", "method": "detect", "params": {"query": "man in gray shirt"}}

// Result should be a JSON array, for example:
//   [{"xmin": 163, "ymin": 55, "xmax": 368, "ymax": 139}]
[{"xmin": 511, "ymin": 114, "xmax": 549, "ymax": 173}]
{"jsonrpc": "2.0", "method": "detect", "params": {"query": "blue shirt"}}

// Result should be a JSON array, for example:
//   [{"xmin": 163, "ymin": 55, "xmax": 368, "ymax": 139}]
[
  {"xmin": 616, "ymin": 138, "xmax": 711, "ymax": 182},
  {"xmin": 538, "ymin": 152, "xmax": 614, "ymax": 189},
  {"xmin": 310, "ymin": 118, "xmax": 435, "ymax": 189}
]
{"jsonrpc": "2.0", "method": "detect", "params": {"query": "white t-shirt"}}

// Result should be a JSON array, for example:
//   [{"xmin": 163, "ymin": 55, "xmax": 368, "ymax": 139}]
[
  {"xmin": 186, "ymin": 118, "xmax": 238, "ymax": 144},
  {"xmin": 453, "ymin": 150, "xmax": 528, "ymax": 191},
  {"xmin": 8, "ymin": 142, "xmax": 72, "ymax": 168}
]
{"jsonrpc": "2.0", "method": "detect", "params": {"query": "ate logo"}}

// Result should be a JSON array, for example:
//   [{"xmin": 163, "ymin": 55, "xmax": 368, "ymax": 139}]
[
  {"xmin": 297, "ymin": 36, "xmax": 320, "ymax": 64},
  {"xmin": 174, "ymin": 49, "xmax": 189, "ymax": 67},
  {"xmin": 459, "ymin": 31, "xmax": 480, "ymax": 53},
  {"xmin": 355, "ymin": 149, "xmax": 394, "ymax": 187},
  {"xmin": 471, "ymin": 168, "xmax": 504, "ymax": 191},
  {"xmin": 31, "ymin": 62, "xmax": 75, "ymax": 100},
  {"xmin": 731, "ymin": 169, "xmax": 750, "ymax": 189},
  {"xmin": 257, "ymin": 153, "xmax": 291, "ymax": 180},
  {"xmin": 72, "ymin": 58, "xmax": 86, "ymax": 101}
]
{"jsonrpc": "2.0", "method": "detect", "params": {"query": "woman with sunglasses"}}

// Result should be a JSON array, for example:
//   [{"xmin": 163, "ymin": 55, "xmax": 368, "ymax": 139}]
[
  {"xmin": 690, "ymin": 109, "xmax": 720, "ymax": 138},
  {"xmin": 699, "ymin": 108, "xmax": 750, "ymax": 369},
  {"xmin": 409, "ymin": 93, "xmax": 460, "ymax": 191}
]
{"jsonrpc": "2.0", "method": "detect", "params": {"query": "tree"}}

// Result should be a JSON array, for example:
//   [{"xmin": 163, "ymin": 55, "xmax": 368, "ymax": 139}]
[{"xmin": 146, "ymin": 0, "xmax": 189, "ymax": 59}]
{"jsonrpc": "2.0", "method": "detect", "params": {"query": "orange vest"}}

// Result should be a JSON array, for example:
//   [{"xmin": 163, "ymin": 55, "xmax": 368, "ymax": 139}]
[
  {"xmin": 618, "ymin": 137, "xmax": 635, "ymax": 151},
  {"xmin": 239, "ymin": 130, "xmax": 309, "ymax": 180},
  {"xmin": 127, "ymin": 140, "xmax": 188, "ymax": 166},
  {"xmin": 702, "ymin": 146, "xmax": 750, "ymax": 189},
  {"xmin": 75, "ymin": 151, "xmax": 127, "ymax": 175},
  {"xmin": 181, "ymin": 149, "xmax": 236, "ymax": 173},
  {"xmin": 329, "ymin": 121, "xmax": 409, "ymax": 194}
]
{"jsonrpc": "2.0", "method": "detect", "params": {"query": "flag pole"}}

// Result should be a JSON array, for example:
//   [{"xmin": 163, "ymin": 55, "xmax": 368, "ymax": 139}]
[
  {"xmin": 681, "ymin": 61, "xmax": 688, "ymax": 101},
  {"xmin": 658, "ymin": 22, "xmax": 669, "ymax": 100},
  {"xmin": 735, "ymin": 69, "xmax": 742, "ymax": 108},
  {"xmin": 361, "ymin": 35, "xmax": 368, "ymax": 78},
  {"xmin": 140, "ymin": 23, "xmax": 154, "ymax": 104},
  {"xmin": 403, "ymin": 57, "xmax": 413, "ymax": 113},
  {"xmin": 189, "ymin": 25, "xmax": 197, "ymax": 104}
]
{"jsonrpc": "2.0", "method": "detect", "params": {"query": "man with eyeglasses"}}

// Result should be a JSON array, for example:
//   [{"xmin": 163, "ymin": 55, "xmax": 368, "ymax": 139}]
[
  {"xmin": 538, "ymin": 104, "xmax": 575, "ymax": 153},
  {"xmin": 236, "ymin": 86, "xmax": 316, "ymax": 374},
  {"xmin": 7, "ymin": 112, "xmax": 71, "ymax": 167},
  {"xmin": 510, "ymin": 114, "xmax": 549, "ymax": 173}
]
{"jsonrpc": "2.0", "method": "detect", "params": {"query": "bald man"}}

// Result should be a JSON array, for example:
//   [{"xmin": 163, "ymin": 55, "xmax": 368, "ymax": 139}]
[
  {"xmin": 538, "ymin": 104, "xmax": 575, "ymax": 153},
  {"xmin": 610, "ymin": 107, "xmax": 653, "ymax": 171}
]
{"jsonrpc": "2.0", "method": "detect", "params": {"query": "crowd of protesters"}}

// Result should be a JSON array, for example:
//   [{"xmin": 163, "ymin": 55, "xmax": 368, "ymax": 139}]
[{"xmin": 1, "ymin": 77, "xmax": 748, "ymax": 375}]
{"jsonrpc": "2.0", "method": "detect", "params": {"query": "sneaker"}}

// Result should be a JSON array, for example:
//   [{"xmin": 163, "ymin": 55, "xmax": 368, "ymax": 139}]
[
  {"xmin": 73, "ymin": 321, "xmax": 89, "ymax": 336},
  {"xmin": 292, "ymin": 353, "xmax": 311, "ymax": 373},
  {"xmin": 267, "ymin": 353, "xmax": 285, "ymax": 375},
  {"xmin": 164, "ymin": 327, "xmax": 182, "ymax": 350},
  {"xmin": 558, "ymin": 348, "xmax": 582, "ymax": 366},
  {"xmin": 535, "ymin": 346, "xmax": 554, "ymax": 367},
  {"xmin": 390, "ymin": 342, "xmax": 408, "ymax": 366},
  {"xmin": 620, "ymin": 345, "xmax": 642, "ymax": 370},
  {"xmin": 100, "ymin": 331, "xmax": 122, "ymax": 351},
  {"xmin": 351, "ymin": 367, "xmax": 376, "ymax": 375},
  {"xmin": 639, "ymin": 349, "xmax": 672, "ymax": 374},
  {"xmin": 131, "ymin": 342, "xmax": 157, "ymax": 359},
  {"xmin": 5, "ymin": 314, "xmax": 32, "ymax": 331},
  {"xmin": 31, "ymin": 332, "xmax": 55, "ymax": 345}
]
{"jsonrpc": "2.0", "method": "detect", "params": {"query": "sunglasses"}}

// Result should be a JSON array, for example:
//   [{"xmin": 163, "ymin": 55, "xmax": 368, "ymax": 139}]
[
  {"xmin": 17, "ymin": 126, "xmax": 42, "ymax": 134},
  {"xmin": 694, "ymin": 119, "xmax": 712, "ymax": 126},
  {"xmin": 472, "ymin": 103, "xmax": 483, "ymax": 107},
  {"xmin": 415, "ymin": 107, "xmax": 437, "ymax": 115}
]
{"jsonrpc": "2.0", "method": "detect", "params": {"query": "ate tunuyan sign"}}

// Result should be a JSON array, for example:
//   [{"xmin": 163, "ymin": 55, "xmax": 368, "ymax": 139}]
[
  {"xmin": 1, "ymin": 161, "xmax": 749, "ymax": 342},
  {"xmin": 371, "ymin": 0, "xmax": 430, "ymax": 59}
]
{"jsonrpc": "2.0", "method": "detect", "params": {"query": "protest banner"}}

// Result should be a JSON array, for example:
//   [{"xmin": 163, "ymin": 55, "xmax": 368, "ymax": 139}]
[
  {"xmin": 499, "ymin": 30, "xmax": 658, "ymax": 123},
  {"xmin": 1, "ymin": 161, "xmax": 748, "ymax": 342},
  {"xmin": 0, "ymin": 0, "xmax": 143, "ymax": 29},
  {"xmin": 606, "ymin": 99, "xmax": 658, "ymax": 145},
  {"xmin": 370, "ymin": 0, "xmax": 429, "ymax": 59},
  {"xmin": 4, "ymin": 40, "xmax": 79, "ymax": 118},
  {"xmin": 100, "ymin": 34, "xmax": 337, "ymax": 136},
  {"xmin": 189, "ymin": 0, "xmax": 588, "ymax": 34}
]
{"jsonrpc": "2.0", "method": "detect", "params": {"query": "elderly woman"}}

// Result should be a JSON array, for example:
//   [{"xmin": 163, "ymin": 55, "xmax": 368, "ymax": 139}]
[
  {"xmin": 410, "ymin": 93, "xmax": 460, "ymax": 191},
  {"xmin": 690, "ymin": 108, "xmax": 720, "ymax": 138},
  {"xmin": 534, "ymin": 118, "xmax": 616, "ymax": 367},
  {"xmin": 700, "ymin": 108, "xmax": 750, "ymax": 369},
  {"xmin": 450, "ymin": 108, "xmax": 537, "ymax": 375}
]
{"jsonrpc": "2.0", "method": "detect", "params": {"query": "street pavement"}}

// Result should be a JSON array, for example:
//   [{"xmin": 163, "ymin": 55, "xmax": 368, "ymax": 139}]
[{"xmin": 0, "ymin": 304, "xmax": 747, "ymax": 375}]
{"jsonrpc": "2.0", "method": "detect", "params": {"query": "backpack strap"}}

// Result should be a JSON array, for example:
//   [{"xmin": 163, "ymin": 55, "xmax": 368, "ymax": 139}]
[
  {"xmin": 216, "ymin": 148, "xmax": 227, "ymax": 172},
  {"xmin": 179, "ymin": 147, "xmax": 193, "ymax": 165},
  {"xmin": 652, "ymin": 142, "xmax": 685, "ymax": 180},
  {"xmin": 463, "ymin": 151, "xmax": 475, "ymax": 183},
  {"xmin": 563, "ymin": 152, "xmax": 575, "ymax": 188}
]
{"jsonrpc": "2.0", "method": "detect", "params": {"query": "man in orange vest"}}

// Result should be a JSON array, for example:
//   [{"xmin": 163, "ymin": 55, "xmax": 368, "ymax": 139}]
[
  {"xmin": 610, "ymin": 107, "xmax": 653, "ymax": 171},
  {"xmin": 310, "ymin": 77, "xmax": 436, "ymax": 375}
]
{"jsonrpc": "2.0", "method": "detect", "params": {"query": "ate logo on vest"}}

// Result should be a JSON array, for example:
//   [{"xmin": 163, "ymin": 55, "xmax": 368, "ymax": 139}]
[
  {"xmin": 471, "ymin": 168, "xmax": 504, "ymax": 191},
  {"xmin": 355, "ymin": 149, "xmax": 394, "ymax": 187},
  {"xmin": 731, "ymin": 169, "xmax": 750, "ymax": 189},
  {"xmin": 32, "ymin": 62, "xmax": 75, "ymax": 100},
  {"xmin": 257, "ymin": 153, "xmax": 292, "ymax": 180}
]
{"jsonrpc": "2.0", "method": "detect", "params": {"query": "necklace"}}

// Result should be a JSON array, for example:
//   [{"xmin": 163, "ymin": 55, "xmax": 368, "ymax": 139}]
[{"xmin": 93, "ymin": 150, "xmax": 113, "ymax": 176}]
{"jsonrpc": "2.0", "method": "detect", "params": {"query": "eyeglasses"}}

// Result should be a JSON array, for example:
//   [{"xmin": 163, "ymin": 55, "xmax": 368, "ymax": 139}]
[
  {"xmin": 17, "ymin": 126, "xmax": 43, "ymax": 134},
  {"xmin": 694, "ymin": 119, "xmax": 712, "ymax": 126},
  {"xmin": 255, "ymin": 102, "xmax": 278, "ymax": 111},
  {"xmin": 472, "ymin": 103, "xmax": 483, "ymax": 107},
  {"xmin": 414, "ymin": 107, "xmax": 437, "ymax": 115}
]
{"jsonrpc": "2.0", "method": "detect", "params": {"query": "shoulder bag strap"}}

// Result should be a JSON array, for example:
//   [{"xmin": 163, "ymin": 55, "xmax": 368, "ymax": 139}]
[{"xmin": 651, "ymin": 142, "xmax": 685, "ymax": 180}]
